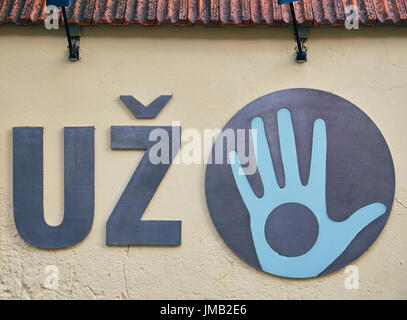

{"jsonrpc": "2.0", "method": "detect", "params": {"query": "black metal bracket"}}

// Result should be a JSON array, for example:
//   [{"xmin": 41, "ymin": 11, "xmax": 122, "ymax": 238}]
[
  {"xmin": 290, "ymin": 2, "xmax": 308, "ymax": 63},
  {"xmin": 61, "ymin": 7, "xmax": 80, "ymax": 62}
]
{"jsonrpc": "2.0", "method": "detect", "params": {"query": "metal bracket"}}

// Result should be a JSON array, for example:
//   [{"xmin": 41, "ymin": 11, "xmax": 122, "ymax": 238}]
[
  {"xmin": 69, "ymin": 24, "xmax": 82, "ymax": 37},
  {"xmin": 61, "ymin": 7, "xmax": 80, "ymax": 62},
  {"xmin": 290, "ymin": 3, "xmax": 308, "ymax": 63},
  {"xmin": 70, "ymin": 24, "xmax": 81, "ymax": 61},
  {"xmin": 297, "ymin": 25, "xmax": 310, "ymax": 40},
  {"xmin": 295, "ymin": 25, "xmax": 309, "ymax": 63}
]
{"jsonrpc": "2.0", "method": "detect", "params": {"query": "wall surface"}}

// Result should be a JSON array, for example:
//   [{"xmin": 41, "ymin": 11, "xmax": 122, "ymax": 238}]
[{"xmin": 0, "ymin": 24, "xmax": 406, "ymax": 300}]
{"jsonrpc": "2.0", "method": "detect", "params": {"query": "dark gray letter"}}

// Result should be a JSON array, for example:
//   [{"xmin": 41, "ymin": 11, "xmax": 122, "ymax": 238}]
[
  {"xmin": 13, "ymin": 127, "xmax": 95, "ymax": 249},
  {"xmin": 107, "ymin": 126, "xmax": 181, "ymax": 246}
]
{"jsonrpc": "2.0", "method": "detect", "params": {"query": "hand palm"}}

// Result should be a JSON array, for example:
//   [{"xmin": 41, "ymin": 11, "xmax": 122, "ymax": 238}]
[{"xmin": 229, "ymin": 108, "xmax": 386, "ymax": 278}]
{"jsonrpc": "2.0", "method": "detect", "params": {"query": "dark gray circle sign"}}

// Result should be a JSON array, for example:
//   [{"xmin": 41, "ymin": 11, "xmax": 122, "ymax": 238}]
[{"xmin": 205, "ymin": 88, "xmax": 395, "ymax": 278}]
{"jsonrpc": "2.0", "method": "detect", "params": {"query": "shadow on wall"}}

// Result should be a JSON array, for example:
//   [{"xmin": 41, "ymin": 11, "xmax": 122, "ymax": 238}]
[{"xmin": 0, "ymin": 23, "xmax": 406, "ymax": 41}]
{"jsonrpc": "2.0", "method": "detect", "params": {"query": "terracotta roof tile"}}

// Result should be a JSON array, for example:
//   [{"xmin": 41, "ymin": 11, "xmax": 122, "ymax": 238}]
[{"xmin": 0, "ymin": 0, "xmax": 406, "ymax": 25}]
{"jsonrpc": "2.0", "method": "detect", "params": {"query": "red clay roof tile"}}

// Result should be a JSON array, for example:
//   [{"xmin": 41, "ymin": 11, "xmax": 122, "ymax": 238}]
[{"xmin": 0, "ymin": 0, "xmax": 406, "ymax": 25}]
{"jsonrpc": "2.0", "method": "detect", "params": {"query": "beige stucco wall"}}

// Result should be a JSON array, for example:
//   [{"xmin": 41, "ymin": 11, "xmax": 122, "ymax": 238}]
[{"xmin": 0, "ymin": 24, "xmax": 406, "ymax": 299}]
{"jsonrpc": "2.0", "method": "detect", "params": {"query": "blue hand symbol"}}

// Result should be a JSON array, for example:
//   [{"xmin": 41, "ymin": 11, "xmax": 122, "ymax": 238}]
[{"xmin": 229, "ymin": 108, "xmax": 387, "ymax": 278}]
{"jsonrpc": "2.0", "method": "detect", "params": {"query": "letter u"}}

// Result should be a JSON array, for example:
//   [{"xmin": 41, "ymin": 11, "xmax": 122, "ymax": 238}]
[{"xmin": 13, "ymin": 127, "xmax": 94, "ymax": 249}]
